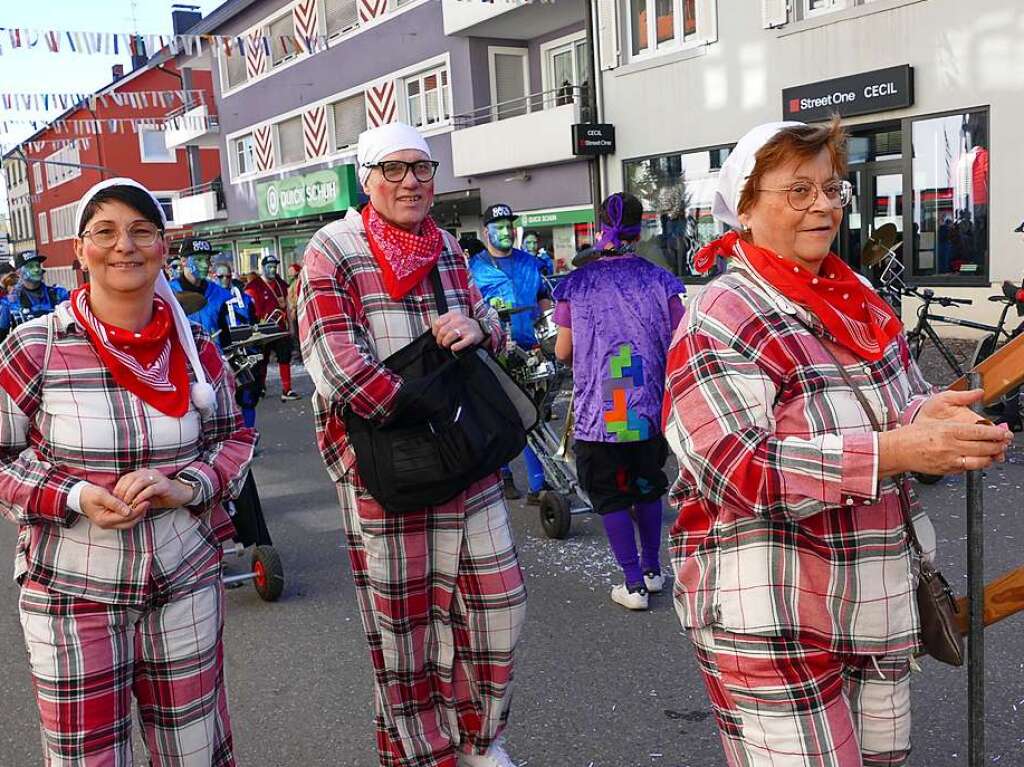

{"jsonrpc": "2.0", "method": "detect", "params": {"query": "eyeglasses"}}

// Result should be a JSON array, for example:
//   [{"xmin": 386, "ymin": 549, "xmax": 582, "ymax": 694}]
[
  {"xmin": 363, "ymin": 160, "xmax": 440, "ymax": 183},
  {"xmin": 755, "ymin": 179, "xmax": 854, "ymax": 212},
  {"xmin": 79, "ymin": 222, "xmax": 163, "ymax": 248}
]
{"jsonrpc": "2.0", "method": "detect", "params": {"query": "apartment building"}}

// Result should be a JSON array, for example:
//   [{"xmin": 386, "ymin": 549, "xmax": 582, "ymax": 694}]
[
  {"xmin": 180, "ymin": 0, "xmax": 599, "ymax": 273},
  {"xmin": 1, "ymin": 154, "xmax": 35, "ymax": 258},
  {"xmin": 594, "ymin": 0, "xmax": 1023, "ymax": 328}
]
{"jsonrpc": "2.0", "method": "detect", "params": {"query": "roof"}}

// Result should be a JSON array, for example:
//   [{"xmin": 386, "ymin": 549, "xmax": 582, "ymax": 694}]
[{"xmin": 180, "ymin": 0, "xmax": 264, "ymax": 35}]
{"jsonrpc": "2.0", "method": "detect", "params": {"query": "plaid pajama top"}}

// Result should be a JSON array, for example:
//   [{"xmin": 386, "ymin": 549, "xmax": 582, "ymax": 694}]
[
  {"xmin": 664, "ymin": 261, "xmax": 936, "ymax": 656},
  {"xmin": 0, "ymin": 304, "xmax": 256, "ymax": 606},
  {"xmin": 297, "ymin": 212, "xmax": 503, "ymax": 484}
]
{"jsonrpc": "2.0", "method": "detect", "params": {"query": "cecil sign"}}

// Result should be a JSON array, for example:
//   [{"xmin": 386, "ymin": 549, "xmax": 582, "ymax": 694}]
[
  {"xmin": 257, "ymin": 165, "xmax": 359, "ymax": 221},
  {"xmin": 782, "ymin": 66, "xmax": 914, "ymax": 122},
  {"xmin": 572, "ymin": 123, "xmax": 616, "ymax": 156}
]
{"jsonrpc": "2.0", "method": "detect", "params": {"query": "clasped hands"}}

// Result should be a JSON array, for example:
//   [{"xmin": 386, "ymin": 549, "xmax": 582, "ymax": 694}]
[
  {"xmin": 78, "ymin": 470, "xmax": 197, "ymax": 530},
  {"xmin": 431, "ymin": 311, "xmax": 485, "ymax": 353}
]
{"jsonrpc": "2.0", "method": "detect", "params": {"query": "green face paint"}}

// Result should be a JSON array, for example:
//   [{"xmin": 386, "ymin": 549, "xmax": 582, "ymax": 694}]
[
  {"xmin": 486, "ymin": 221, "xmax": 514, "ymax": 252},
  {"xmin": 187, "ymin": 255, "xmax": 211, "ymax": 280},
  {"xmin": 522, "ymin": 234, "xmax": 538, "ymax": 255},
  {"xmin": 21, "ymin": 262, "xmax": 43, "ymax": 284}
]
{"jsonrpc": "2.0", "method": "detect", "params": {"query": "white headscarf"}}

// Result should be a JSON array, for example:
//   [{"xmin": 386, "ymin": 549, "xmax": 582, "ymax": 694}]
[
  {"xmin": 74, "ymin": 177, "xmax": 216, "ymax": 417},
  {"xmin": 356, "ymin": 122, "xmax": 431, "ymax": 187},
  {"xmin": 711, "ymin": 121, "xmax": 805, "ymax": 229}
]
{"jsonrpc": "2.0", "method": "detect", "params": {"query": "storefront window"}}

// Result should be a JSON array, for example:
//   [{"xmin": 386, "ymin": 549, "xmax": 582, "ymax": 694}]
[
  {"xmin": 237, "ymin": 239, "xmax": 277, "ymax": 276},
  {"xmin": 624, "ymin": 145, "xmax": 732, "ymax": 280},
  {"xmin": 279, "ymin": 235, "xmax": 313, "ymax": 271},
  {"xmin": 911, "ymin": 110, "xmax": 988, "ymax": 278}
]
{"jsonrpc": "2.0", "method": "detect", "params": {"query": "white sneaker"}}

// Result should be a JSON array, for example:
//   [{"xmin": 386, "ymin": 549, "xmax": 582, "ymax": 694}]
[
  {"xmin": 610, "ymin": 583, "xmax": 649, "ymax": 610},
  {"xmin": 458, "ymin": 740, "xmax": 517, "ymax": 767},
  {"xmin": 644, "ymin": 572, "xmax": 666, "ymax": 593}
]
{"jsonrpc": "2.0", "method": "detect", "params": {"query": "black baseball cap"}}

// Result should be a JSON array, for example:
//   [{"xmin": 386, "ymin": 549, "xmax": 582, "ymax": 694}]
[
  {"xmin": 261, "ymin": 254, "xmax": 281, "ymax": 267},
  {"xmin": 178, "ymin": 237, "xmax": 220, "ymax": 257},
  {"xmin": 14, "ymin": 251, "xmax": 45, "ymax": 269},
  {"xmin": 482, "ymin": 204, "xmax": 517, "ymax": 226}
]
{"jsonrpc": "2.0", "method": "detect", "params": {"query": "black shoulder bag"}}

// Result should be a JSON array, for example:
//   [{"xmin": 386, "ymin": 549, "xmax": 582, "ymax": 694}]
[
  {"xmin": 813, "ymin": 334, "xmax": 964, "ymax": 666},
  {"xmin": 343, "ymin": 268, "xmax": 538, "ymax": 513}
]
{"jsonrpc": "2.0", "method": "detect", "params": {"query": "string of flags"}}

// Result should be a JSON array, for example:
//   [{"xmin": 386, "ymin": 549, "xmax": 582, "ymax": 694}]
[
  {"xmin": 0, "ymin": 27, "xmax": 330, "ymax": 57},
  {"xmin": 0, "ymin": 137, "xmax": 91, "ymax": 154},
  {"xmin": 0, "ymin": 115, "xmax": 216, "ymax": 137},
  {"xmin": 0, "ymin": 89, "xmax": 208, "ymax": 112}
]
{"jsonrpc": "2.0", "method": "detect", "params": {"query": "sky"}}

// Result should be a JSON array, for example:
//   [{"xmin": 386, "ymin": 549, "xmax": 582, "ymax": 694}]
[{"xmin": 0, "ymin": 0, "xmax": 226, "ymax": 216}]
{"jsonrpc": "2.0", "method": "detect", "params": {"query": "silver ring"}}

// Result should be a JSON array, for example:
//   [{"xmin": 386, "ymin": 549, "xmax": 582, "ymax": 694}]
[
  {"xmin": 960, "ymin": 456, "xmax": 967, "ymax": 470},
  {"xmin": 453, "ymin": 328, "xmax": 462, "ymax": 338},
  {"xmin": 149, "ymin": 474, "xmax": 156, "ymax": 482}
]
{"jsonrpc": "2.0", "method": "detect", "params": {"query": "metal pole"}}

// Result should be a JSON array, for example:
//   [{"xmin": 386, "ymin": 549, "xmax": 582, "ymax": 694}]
[
  {"xmin": 967, "ymin": 370, "xmax": 985, "ymax": 766},
  {"xmin": 583, "ymin": 0, "xmax": 601, "ymax": 224}
]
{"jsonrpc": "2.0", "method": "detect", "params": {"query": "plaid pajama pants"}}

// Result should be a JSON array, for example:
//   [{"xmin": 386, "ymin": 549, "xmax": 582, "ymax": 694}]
[
  {"xmin": 689, "ymin": 627, "xmax": 912, "ymax": 767},
  {"xmin": 338, "ymin": 477, "xmax": 527, "ymax": 767},
  {"xmin": 18, "ymin": 579, "xmax": 233, "ymax": 767}
]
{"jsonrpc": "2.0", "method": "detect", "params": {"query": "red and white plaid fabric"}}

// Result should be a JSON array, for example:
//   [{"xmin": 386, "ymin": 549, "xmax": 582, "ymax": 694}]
[
  {"xmin": 299, "ymin": 212, "xmax": 522, "ymax": 766},
  {"xmin": 689, "ymin": 626, "xmax": 912, "ymax": 766},
  {"xmin": 297, "ymin": 212, "xmax": 503, "ymax": 483},
  {"xmin": 0, "ymin": 305, "xmax": 256, "ymax": 606},
  {"xmin": 664, "ymin": 263, "xmax": 936, "ymax": 656},
  {"xmin": 20, "ymin": 578, "xmax": 234, "ymax": 766}
]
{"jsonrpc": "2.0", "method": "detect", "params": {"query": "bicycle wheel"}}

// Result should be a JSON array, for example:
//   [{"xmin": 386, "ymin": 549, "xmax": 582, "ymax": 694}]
[{"xmin": 907, "ymin": 330, "xmax": 925, "ymax": 361}]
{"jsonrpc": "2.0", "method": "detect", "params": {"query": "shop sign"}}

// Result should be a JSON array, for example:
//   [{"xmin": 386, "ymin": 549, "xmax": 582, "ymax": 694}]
[
  {"xmin": 782, "ymin": 66, "xmax": 914, "ymax": 122},
  {"xmin": 257, "ymin": 165, "xmax": 358, "ymax": 221},
  {"xmin": 572, "ymin": 123, "xmax": 616, "ymax": 156},
  {"xmin": 519, "ymin": 207, "xmax": 594, "ymax": 228}
]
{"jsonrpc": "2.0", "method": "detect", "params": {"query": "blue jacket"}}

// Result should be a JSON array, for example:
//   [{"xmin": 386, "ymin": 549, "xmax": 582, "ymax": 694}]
[
  {"xmin": 469, "ymin": 247, "xmax": 544, "ymax": 348},
  {"xmin": 170, "ymin": 278, "xmax": 231, "ymax": 335},
  {"xmin": 2, "ymin": 282, "xmax": 70, "ymax": 332}
]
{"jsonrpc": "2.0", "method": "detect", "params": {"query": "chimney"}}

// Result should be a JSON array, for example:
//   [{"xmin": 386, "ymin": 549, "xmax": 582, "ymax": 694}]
[
  {"xmin": 172, "ymin": 4, "xmax": 203, "ymax": 35},
  {"xmin": 111, "ymin": 64, "xmax": 125, "ymax": 80}
]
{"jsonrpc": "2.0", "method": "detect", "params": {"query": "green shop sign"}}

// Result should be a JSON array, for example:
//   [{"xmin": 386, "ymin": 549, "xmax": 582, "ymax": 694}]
[
  {"xmin": 257, "ymin": 165, "xmax": 358, "ymax": 221},
  {"xmin": 519, "ymin": 207, "xmax": 594, "ymax": 228}
]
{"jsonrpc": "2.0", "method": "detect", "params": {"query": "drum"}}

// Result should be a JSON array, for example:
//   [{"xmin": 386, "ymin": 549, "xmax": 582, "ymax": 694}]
[{"xmin": 535, "ymin": 308, "xmax": 558, "ymax": 357}]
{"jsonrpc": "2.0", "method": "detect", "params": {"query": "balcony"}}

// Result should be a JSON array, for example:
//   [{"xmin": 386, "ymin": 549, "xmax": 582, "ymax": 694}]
[
  {"xmin": 450, "ymin": 86, "xmax": 589, "ymax": 177},
  {"xmin": 164, "ymin": 103, "xmax": 220, "ymax": 150},
  {"xmin": 442, "ymin": 0, "xmax": 585, "ymax": 38},
  {"xmin": 172, "ymin": 181, "xmax": 227, "ymax": 226}
]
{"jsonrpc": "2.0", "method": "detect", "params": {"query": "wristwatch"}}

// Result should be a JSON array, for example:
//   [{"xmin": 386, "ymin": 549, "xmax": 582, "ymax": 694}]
[{"xmin": 177, "ymin": 476, "xmax": 203, "ymax": 507}]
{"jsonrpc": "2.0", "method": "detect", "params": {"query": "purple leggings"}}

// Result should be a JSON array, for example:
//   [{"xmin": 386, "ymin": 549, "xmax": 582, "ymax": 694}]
[{"xmin": 601, "ymin": 499, "xmax": 663, "ymax": 589}]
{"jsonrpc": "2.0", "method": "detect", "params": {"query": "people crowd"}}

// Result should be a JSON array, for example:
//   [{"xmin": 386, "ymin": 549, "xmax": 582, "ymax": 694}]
[{"xmin": 0, "ymin": 117, "xmax": 1011, "ymax": 767}]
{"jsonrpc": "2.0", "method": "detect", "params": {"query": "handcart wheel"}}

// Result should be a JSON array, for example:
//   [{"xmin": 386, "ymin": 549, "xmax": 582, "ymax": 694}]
[
  {"xmin": 251, "ymin": 546, "xmax": 284, "ymax": 602},
  {"xmin": 539, "ymin": 491, "xmax": 572, "ymax": 540},
  {"xmin": 914, "ymin": 472, "xmax": 944, "ymax": 485}
]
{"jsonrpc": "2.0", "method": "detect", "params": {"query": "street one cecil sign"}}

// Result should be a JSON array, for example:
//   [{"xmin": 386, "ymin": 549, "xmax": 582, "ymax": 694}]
[
  {"xmin": 257, "ymin": 165, "xmax": 359, "ymax": 221},
  {"xmin": 572, "ymin": 123, "xmax": 616, "ymax": 156},
  {"xmin": 782, "ymin": 66, "xmax": 914, "ymax": 122}
]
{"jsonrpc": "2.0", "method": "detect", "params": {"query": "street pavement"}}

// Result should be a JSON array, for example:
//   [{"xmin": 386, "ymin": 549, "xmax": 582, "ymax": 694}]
[{"xmin": 1, "ymin": 367, "xmax": 1024, "ymax": 766}]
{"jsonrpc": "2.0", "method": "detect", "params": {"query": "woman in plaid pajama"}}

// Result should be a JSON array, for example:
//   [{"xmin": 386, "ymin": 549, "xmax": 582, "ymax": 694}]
[
  {"xmin": 0, "ymin": 179, "xmax": 255, "ymax": 766},
  {"xmin": 297, "ymin": 123, "xmax": 526, "ymax": 767},
  {"xmin": 663, "ymin": 121, "xmax": 1012, "ymax": 766}
]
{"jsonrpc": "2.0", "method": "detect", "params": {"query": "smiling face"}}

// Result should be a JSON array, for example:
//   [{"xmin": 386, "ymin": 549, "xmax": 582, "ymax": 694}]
[
  {"xmin": 739, "ymin": 147, "xmax": 843, "ymax": 275},
  {"xmin": 74, "ymin": 200, "xmax": 167, "ymax": 296},
  {"xmin": 364, "ymin": 149, "xmax": 435, "ymax": 232}
]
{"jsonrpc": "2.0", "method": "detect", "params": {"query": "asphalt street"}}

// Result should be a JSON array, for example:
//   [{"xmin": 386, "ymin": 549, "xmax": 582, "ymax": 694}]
[{"xmin": 1, "ymin": 366, "xmax": 1023, "ymax": 766}]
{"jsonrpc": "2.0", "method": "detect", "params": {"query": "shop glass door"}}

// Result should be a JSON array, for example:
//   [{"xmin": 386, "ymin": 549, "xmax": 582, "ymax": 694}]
[{"xmin": 839, "ymin": 164, "xmax": 902, "ymax": 277}]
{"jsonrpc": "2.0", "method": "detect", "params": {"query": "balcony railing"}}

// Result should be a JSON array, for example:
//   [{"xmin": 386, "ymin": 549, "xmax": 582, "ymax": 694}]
[
  {"xmin": 172, "ymin": 180, "xmax": 226, "ymax": 226},
  {"xmin": 164, "ymin": 103, "xmax": 220, "ymax": 149},
  {"xmin": 453, "ymin": 84, "xmax": 592, "ymax": 130}
]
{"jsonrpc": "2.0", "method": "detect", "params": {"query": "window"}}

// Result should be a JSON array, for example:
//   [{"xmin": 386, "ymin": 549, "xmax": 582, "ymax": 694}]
[
  {"xmin": 139, "ymin": 128, "xmax": 175, "ymax": 163},
  {"xmin": 324, "ymin": 0, "xmax": 359, "ymax": 37},
  {"xmin": 488, "ymin": 49, "xmax": 528, "ymax": 120},
  {"xmin": 223, "ymin": 48, "xmax": 247, "ymax": 89},
  {"xmin": 911, "ymin": 110, "xmax": 989, "ymax": 279},
  {"xmin": 37, "ymin": 211, "xmax": 48, "ymax": 244},
  {"xmin": 544, "ymin": 35, "xmax": 590, "ymax": 108},
  {"xmin": 332, "ymin": 93, "xmax": 367, "ymax": 151},
  {"xmin": 45, "ymin": 144, "xmax": 81, "ymax": 188},
  {"xmin": 277, "ymin": 116, "xmax": 304, "ymax": 166},
  {"xmin": 154, "ymin": 196, "xmax": 175, "ymax": 226},
  {"xmin": 269, "ymin": 13, "xmax": 297, "ymax": 66},
  {"xmin": 624, "ymin": 145, "xmax": 734, "ymax": 280},
  {"xmin": 406, "ymin": 67, "xmax": 451, "ymax": 128},
  {"xmin": 234, "ymin": 134, "xmax": 255, "ymax": 176},
  {"xmin": 32, "ymin": 162, "xmax": 44, "ymax": 193},
  {"xmin": 630, "ymin": 0, "xmax": 698, "ymax": 56},
  {"xmin": 786, "ymin": 0, "xmax": 880, "ymax": 23},
  {"xmin": 50, "ymin": 202, "xmax": 78, "ymax": 241}
]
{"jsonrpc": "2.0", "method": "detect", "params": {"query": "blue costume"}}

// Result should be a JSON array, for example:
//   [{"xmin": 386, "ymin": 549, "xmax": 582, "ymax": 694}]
[
  {"xmin": 169, "ymin": 277, "xmax": 231, "ymax": 336},
  {"xmin": 217, "ymin": 283, "xmax": 263, "ymax": 429},
  {"xmin": 1, "ymin": 282, "xmax": 70, "ymax": 338},
  {"xmin": 469, "ymin": 247, "xmax": 545, "ymax": 348},
  {"xmin": 469, "ymin": 246, "xmax": 548, "ymax": 495}
]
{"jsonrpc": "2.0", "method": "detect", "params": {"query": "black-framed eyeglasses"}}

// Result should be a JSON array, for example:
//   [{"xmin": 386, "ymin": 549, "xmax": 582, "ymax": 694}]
[
  {"xmin": 363, "ymin": 160, "xmax": 439, "ymax": 183},
  {"xmin": 755, "ymin": 179, "xmax": 854, "ymax": 212},
  {"xmin": 79, "ymin": 222, "xmax": 164, "ymax": 248}
]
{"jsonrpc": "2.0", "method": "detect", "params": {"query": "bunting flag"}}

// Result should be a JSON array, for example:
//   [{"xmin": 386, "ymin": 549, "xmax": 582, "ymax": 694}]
[
  {"xmin": 0, "ymin": 114, "xmax": 216, "ymax": 136},
  {"xmin": 0, "ymin": 27, "xmax": 330, "ymax": 58},
  {"xmin": 0, "ymin": 137, "xmax": 91, "ymax": 154},
  {"xmin": 0, "ymin": 89, "xmax": 206, "ymax": 112}
]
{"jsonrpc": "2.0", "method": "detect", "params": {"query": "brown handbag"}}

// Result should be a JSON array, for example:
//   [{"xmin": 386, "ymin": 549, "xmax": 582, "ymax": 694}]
[{"xmin": 813, "ymin": 333, "xmax": 965, "ymax": 666}]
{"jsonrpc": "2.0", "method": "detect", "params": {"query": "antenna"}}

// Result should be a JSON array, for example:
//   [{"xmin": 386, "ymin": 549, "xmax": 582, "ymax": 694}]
[{"xmin": 129, "ymin": 0, "xmax": 140, "ymax": 37}]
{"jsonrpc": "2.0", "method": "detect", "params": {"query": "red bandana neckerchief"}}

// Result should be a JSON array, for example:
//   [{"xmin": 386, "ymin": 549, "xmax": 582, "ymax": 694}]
[
  {"xmin": 694, "ymin": 231, "xmax": 901, "ymax": 362},
  {"xmin": 70, "ymin": 286, "xmax": 191, "ymax": 417},
  {"xmin": 362, "ymin": 204, "xmax": 444, "ymax": 300}
]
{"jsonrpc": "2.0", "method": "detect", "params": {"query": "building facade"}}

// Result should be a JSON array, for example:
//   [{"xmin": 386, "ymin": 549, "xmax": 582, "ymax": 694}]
[
  {"xmin": 595, "ymin": 0, "xmax": 1023, "ymax": 330},
  {"xmin": 2, "ymin": 154, "xmax": 35, "ymax": 258},
  {"xmin": 182, "ymin": 0, "xmax": 598, "ymax": 274}
]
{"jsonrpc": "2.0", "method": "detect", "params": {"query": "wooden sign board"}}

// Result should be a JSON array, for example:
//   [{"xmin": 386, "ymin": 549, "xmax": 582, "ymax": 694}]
[{"xmin": 948, "ymin": 331, "xmax": 1024, "ymax": 404}]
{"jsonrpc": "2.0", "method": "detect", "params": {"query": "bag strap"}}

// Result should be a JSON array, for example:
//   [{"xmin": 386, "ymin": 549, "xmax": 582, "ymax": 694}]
[
  {"xmin": 429, "ymin": 266, "xmax": 449, "ymax": 316},
  {"xmin": 800, "ymin": 321, "xmax": 925, "ymax": 555}
]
